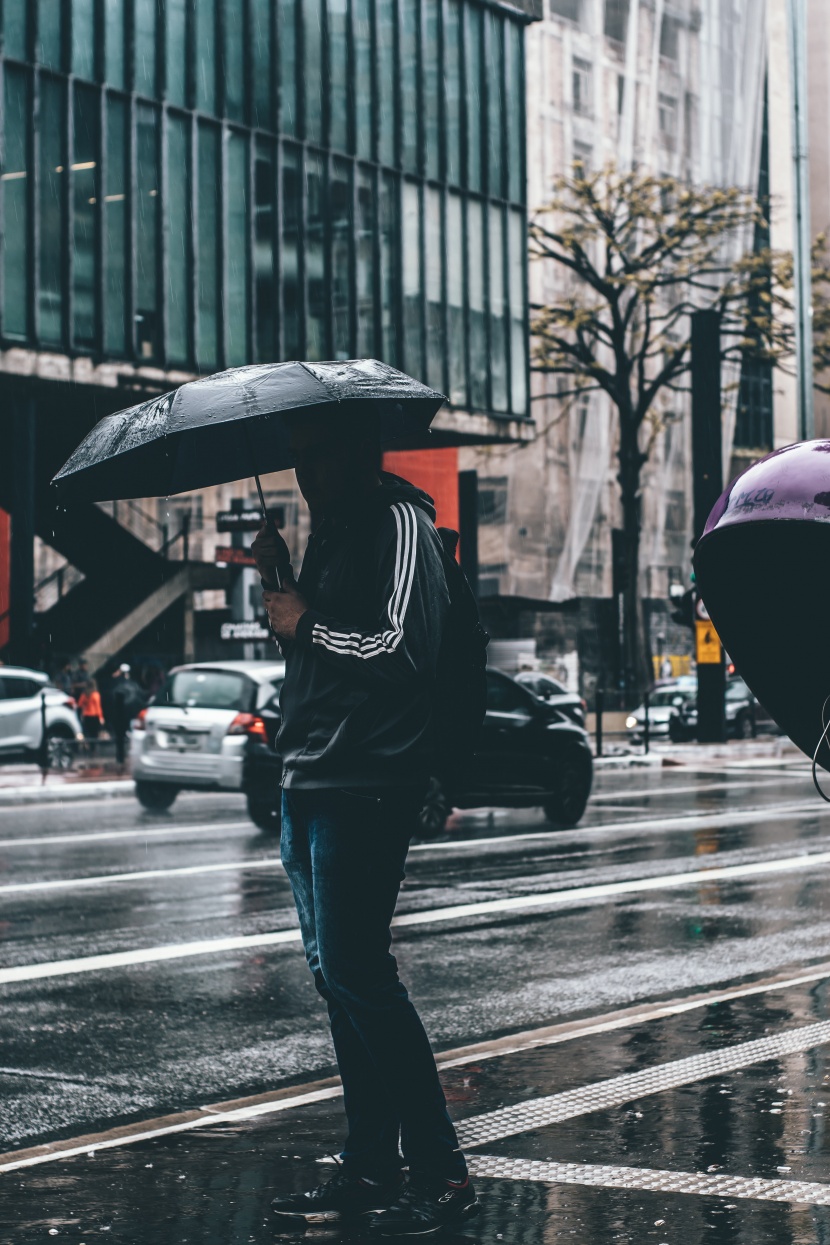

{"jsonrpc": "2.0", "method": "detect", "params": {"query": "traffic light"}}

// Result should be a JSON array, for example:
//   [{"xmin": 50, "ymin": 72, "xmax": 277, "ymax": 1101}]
[{"xmin": 669, "ymin": 587, "xmax": 696, "ymax": 629}]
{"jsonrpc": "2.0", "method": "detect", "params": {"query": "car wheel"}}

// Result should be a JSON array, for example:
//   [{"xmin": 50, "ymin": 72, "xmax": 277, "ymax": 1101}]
[
  {"xmin": 135, "ymin": 780, "xmax": 179, "ymax": 812},
  {"xmin": 734, "ymin": 711, "xmax": 753, "ymax": 740},
  {"xmin": 417, "ymin": 777, "xmax": 450, "ymax": 839},
  {"xmin": 247, "ymin": 794, "xmax": 281, "ymax": 833},
  {"xmin": 45, "ymin": 727, "xmax": 76, "ymax": 770},
  {"xmin": 542, "ymin": 751, "xmax": 593, "ymax": 828}
]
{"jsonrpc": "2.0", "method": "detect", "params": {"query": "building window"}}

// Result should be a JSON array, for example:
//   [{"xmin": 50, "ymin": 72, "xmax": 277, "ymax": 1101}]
[
  {"xmin": 486, "ymin": 12, "xmax": 504, "ymax": 199},
  {"xmin": 104, "ymin": 95, "xmax": 128, "ymax": 355},
  {"xmin": 479, "ymin": 478, "xmax": 508, "ymax": 525},
  {"xmin": 3, "ymin": 0, "xmax": 28, "ymax": 60},
  {"xmin": 195, "ymin": 0, "xmax": 217, "ymax": 115},
  {"xmin": 279, "ymin": 0, "xmax": 298, "ymax": 135},
  {"xmin": 425, "ymin": 0, "xmax": 441, "ymax": 181},
  {"xmin": 304, "ymin": 0, "xmax": 324, "ymax": 143},
  {"xmin": 254, "ymin": 138, "xmax": 276, "ymax": 362},
  {"xmin": 377, "ymin": 0, "xmax": 396, "ymax": 166},
  {"xmin": 251, "ymin": 0, "xmax": 273, "ymax": 128},
  {"xmin": 379, "ymin": 171, "xmax": 399, "ymax": 364},
  {"xmin": 489, "ymin": 206, "xmax": 508, "ymax": 411},
  {"xmin": 226, "ymin": 131, "xmax": 250, "ymax": 365},
  {"xmin": 2, "ymin": 66, "xmax": 29, "ymax": 338},
  {"xmin": 660, "ymin": 15, "xmax": 682, "ymax": 60},
  {"xmin": 401, "ymin": 0, "xmax": 419, "ymax": 174},
  {"xmin": 71, "ymin": 0, "xmax": 95, "ymax": 81},
  {"xmin": 38, "ymin": 75, "xmax": 65, "ymax": 345},
  {"xmin": 508, "ymin": 209, "xmax": 527, "ymax": 416},
  {"xmin": 446, "ymin": 0, "xmax": 463, "ymax": 187},
  {"xmin": 306, "ymin": 153, "xmax": 327, "ymax": 358},
  {"xmin": 356, "ymin": 166, "xmax": 377, "ymax": 356},
  {"xmin": 572, "ymin": 57, "xmax": 592, "ymax": 115},
  {"xmin": 37, "ymin": 0, "xmax": 64, "ymax": 70},
  {"xmin": 402, "ymin": 180, "xmax": 423, "ymax": 376},
  {"xmin": 550, "ymin": 0, "xmax": 581, "ymax": 22},
  {"xmin": 331, "ymin": 158, "xmax": 353, "ymax": 358},
  {"xmin": 166, "ymin": 0, "xmax": 188, "ymax": 107},
  {"xmin": 466, "ymin": 7, "xmax": 483, "ymax": 193},
  {"xmin": 425, "ymin": 186, "xmax": 444, "ymax": 391},
  {"xmin": 573, "ymin": 140, "xmax": 592, "ymax": 172},
  {"xmin": 467, "ymin": 198, "xmax": 486, "ymax": 410},
  {"xmin": 447, "ymin": 192, "xmax": 466, "ymax": 407},
  {"xmin": 328, "ymin": 0, "xmax": 350, "ymax": 153},
  {"xmin": 282, "ymin": 145, "xmax": 302, "ymax": 358},
  {"xmin": 355, "ymin": 0, "xmax": 373, "ymax": 160},
  {"xmin": 136, "ymin": 105, "xmax": 160, "ymax": 359},
  {"xmin": 167, "ymin": 114, "xmax": 191, "ymax": 366},
  {"xmin": 196, "ymin": 122, "xmax": 221, "ymax": 368},
  {"xmin": 659, "ymin": 94, "xmax": 678, "ymax": 151},
  {"xmin": 507, "ymin": 24, "xmax": 523, "ymax": 205},
  {"xmin": 134, "ymin": 0, "xmax": 158, "ymax": 98},
  {"xmin": 222, "ymin": 0, "xmax": 245, "ymax": 121},
  {"xmin": 105, "ymin": 3, "xmax": 125, "ymax": 89},
  {"xmin": 604, "ymin": 0, "xmax": 629, "ymax": 43},
  {"xmin": 72, "ymin": 84, "xmax": 99, "ymax": 347}
]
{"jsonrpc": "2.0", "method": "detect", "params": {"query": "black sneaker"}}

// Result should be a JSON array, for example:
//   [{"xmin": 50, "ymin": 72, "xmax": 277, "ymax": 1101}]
[
  {"xmin": 272, "ymin": 1166, "xmax": 404, "ymax": 1224},
  {"xmin": 368, "ymin": 1175, "xmax": 479, "ymax": 1236}
]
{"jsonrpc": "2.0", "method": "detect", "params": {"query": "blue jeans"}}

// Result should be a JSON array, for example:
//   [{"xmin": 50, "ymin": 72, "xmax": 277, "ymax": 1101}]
[{"xmin": 280, "ymin": 786, "xmax": 467, "ymax": 1182}]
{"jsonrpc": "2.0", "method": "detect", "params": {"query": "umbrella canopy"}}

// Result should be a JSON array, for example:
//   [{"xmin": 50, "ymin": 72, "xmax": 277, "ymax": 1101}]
[
  {"xmin": 694, "ymin": 440, "xmax": 830, "ymax": 770},
  {"xmin": 52, "ymin": 359, "xmax": 445, "ymax": 501}
]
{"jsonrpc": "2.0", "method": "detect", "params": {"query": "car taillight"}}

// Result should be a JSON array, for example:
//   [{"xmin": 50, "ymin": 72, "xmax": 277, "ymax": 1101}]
[
  {"xmin": 134, "ymin": 708, "xmax": 148, "ymax": 731},
  {"xmin": 227, "ymin": 713, "xmax": 268, "ymax": 740}
]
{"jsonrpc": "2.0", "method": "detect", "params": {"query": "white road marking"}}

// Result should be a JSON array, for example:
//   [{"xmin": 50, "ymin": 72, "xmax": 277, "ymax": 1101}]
[
  {"xmin": 0, "ymin": 820, "xmax": 250, "ymax": 850},
  {"xmin": 467, "ymin": 1155, "xmax": 830, "ymax": 1206},
  {"xmin": 4, "ymin": 845, "xmax": 830, "ymax": 982},
  {"xmin": 411, "ymin": 800, "xmax": 830, "ymax": 852},
  {"xmin": 589, "ymin": 776, "xmax": 806, "ymax": 802},
  {"xmin": 455, "ymin": 1020, "xmax": 830, "ymax": 1147},
  {"xmin": 0, "ymin": 857, "xmax": 281, "ymax": 895}
]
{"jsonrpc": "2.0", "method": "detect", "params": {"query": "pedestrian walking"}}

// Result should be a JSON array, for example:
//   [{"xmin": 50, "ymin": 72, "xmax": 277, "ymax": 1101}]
[
  {"xmin": 109, "ymin": 664, "xmax": 146, "ymax": 771},
  {"xmin": 254, "ymin": 410, "xmax": 483, "ymax": 1237},
  {"xmin": 77, "ymin": 678, "xmax": 104, "ymax": 754}
]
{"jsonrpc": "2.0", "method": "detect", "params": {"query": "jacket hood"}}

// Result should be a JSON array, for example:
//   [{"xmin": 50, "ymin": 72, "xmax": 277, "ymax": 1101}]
[{"xmin": 375, "ymin": 472, "xmax": 437, "ymax": 523}]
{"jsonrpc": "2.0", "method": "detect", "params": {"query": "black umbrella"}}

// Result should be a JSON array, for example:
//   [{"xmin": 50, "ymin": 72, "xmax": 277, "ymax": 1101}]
[
  {"xmin": 53, "ymin": 358, "xmax": 445, "ymax": 589},
  {"xmin": 53, "ymin": 358, "xmax": 445, "ymax": 503}
]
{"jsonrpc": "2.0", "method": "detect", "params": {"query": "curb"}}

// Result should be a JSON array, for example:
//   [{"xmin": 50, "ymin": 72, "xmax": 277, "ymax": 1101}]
[{"xmin": 0, "ymin": 780, "xmax": 135, "ymax": 806}]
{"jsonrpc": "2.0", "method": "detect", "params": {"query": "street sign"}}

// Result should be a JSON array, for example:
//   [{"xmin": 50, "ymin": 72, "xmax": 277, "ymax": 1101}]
[
  {"xmin": 215, "ymin": 545, "xmax": 256, "ymax": 567},
  {"xmin": 216, "ymin": 509, "xmax": 264, "ymax": 532},
  {"xmin": 220, "ymin": 620, "xmax": 271, "ymax": 642},
  {"xmin": 216, "ymin": 506, "xmax": 285, "ymax": 532},
  {"xmin": 695, "ymin": 618, "xmax": 722, "ymax": 664}
]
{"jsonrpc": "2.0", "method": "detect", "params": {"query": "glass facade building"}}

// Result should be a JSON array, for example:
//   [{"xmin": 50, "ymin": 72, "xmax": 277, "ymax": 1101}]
[{"xmin": 0, "ymin": 0, "xmax": 532, "ymax": 423}]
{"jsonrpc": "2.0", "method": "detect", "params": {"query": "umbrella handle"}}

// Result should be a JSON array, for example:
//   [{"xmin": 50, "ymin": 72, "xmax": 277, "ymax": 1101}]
[{"xmin": 253, "ymin": 472, "xmax": 283, "ymax": 592}]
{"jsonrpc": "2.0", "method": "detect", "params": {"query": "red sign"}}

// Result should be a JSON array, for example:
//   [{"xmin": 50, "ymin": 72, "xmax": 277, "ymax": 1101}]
[{"xmin": 215, "ymin": 546, "xmax": 256, "ymax": 567}]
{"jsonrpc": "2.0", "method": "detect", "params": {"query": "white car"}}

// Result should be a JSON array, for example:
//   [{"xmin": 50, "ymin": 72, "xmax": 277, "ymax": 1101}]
[
  {"xmin": 0, "ymin": 666, "xmax": 84, "ymax": 768},
  {"xmin": 130, "ymin": 660, "xmax": 285, "ymax": 811}
]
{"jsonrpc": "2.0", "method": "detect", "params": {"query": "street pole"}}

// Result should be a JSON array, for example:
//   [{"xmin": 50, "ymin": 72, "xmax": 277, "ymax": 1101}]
[
  {"xmin": 788, "ymin": 0, "xmax": 815, "ymax": 441},
  {"xmin": 691, "ymin": 311, "xmax": 726, "ymax": 743}
]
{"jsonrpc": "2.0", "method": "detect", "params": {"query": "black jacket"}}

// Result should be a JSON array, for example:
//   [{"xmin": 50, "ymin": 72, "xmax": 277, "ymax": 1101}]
[{"xmin": 277, "ymin": 474, "xmax": 450, "ymax": 790}]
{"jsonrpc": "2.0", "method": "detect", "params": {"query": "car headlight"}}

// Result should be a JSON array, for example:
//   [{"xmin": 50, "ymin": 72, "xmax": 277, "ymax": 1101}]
[{"xmin": 625, "ymin": 715, "xmax": 638, "ymax": 728}]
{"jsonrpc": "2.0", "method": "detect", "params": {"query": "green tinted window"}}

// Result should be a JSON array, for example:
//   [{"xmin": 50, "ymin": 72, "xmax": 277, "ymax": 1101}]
[
  {"xmin": 134, "ymin": 0, "xmax": 158, "ymax": 97},
  {"xmin": 489, "ymin": 205, "xmax": 507, "ymax": 410},
  {"xmin": 3, "ymin": 0, "xmax": 28, "ymax": 59},
  {"xmin": 379, "ymin": 172, "xmax": 398, "ymax": 364},
  {"xmin": 424, "ymin": 0, "xmax": 440, "ymax": 180},
  {"xmin": 72, "ymin": 84, "xmax": 99, "ymax": 346},
  {"xmin": 356, "ymin": 166, "xmax": 376, "ymax": 356},
  {"xmin": 197, "ymin": 123, "xmax": 221, "ymax": 368},
  {"xmin": 278, "ymin": 0, "xmax": 298, "ymax": 135},
  {"xmin": 254, "ymin": 139, "xmax": 276, "ymax": 361},
  {"xmin": 37, "ymin": 0, "xmax": 63, "ymax": 69},
  {"xmin": 402, "ymin": 180, "xmax": 423, "ymax": 376},
  {"xmin": 195, "ymin": 0, "xmax": 217, "ymax": 114},
  {"xmin": 447, "ymin": 192, "xmax": 465, "ymax": 406},
  {"xmin": 305, "ymin": 153, "xmax": 326, "ymax": 358},
  {"xmin": 251, "ymin": 0, "xmax": 273, "ymax": 128},
  {"xmin": 104, "ymin": 95, "xmax": 128, "ymax": 354},
  {"xmin": 303, "ymin": 0, "xmax": 324, "ymax": 142},
  {"xmin": 223, "ymin": 0, "xmax": 244, "ymax": 121},
  {"xmin": 355, "ymin": 0, "xmax": 373, "ymax": 159},
  {"xmin": 2, "ymin": 68, "xmax": 30, "ymax": 337},
  {"xmin": 226, "ymin": 132, "xmax": 250, "ymax": 365},
  {"xmin": 165, "ymin": 0, "xmax": 188, "ymax": 106},
  {"xmin": 105, "ymin": 4, "xmax": 125, "ymax": 88},
  {"xmin": 329, "ymin": 0, "xmax": 349, "ymax": 152},
  {"xmin": 425, "ymin": 186, "xmax": 443, "ymax": 390},
  {"xmin": 377, "ymin": 0, "xmax": 395, "ymax": 166},
  {"xmin": 136, "ymin": 105, "xmax": 160, "ymax": 358},
  {"xmin": 445, "ymin": 1, "xmax": 462, "ymax": 187},
  {"xmin": 331, "ymin": 158, "xmax": 352, "ymax": 357},
  {"xmin": 486, "ymin": 12, "xmax": 503, "ymax": 198},
  {"xmin": 401, "ymin": 0, "xmax": 418, "ymax": 173},
  {"xmin": 508, "ymin": 24, "xmax": 524, "ymax": 204},
  {"xmin": 508, "ymin": 209, "xmax": 526, "ymax": 414},
  {"xmin": 38, "ymin": 75, "xmax": 65, "ymax": 344},
  {"xmin": 72, "ymin": 0, "xmax": 95, "ymax": 80},
  {"xmin": 282, "ymin": 146, "xmax": 302, "ymax": 357},
  {"xmin": 467, "ymin": 197, "xmax": 486, "ymax": 409},
  {"xmin": 167, "ymin": 115, "xmax": 191, "ymax": 364}
]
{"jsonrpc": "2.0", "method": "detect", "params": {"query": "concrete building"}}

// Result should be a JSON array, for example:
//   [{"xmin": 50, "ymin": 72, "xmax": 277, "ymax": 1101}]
[
  {"xmin": 0, "ymin": 0, "xmax": 538, "ymax": 672},
  {"xmin": 464, "ymin": 0, "xmax": 779, "ymax": 697}
]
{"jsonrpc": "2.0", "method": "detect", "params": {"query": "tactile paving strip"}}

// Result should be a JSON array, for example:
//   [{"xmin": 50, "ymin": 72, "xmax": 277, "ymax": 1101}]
[
  {"xmin": 467, "ymin": 1155, "xmax": 830, "ymax": 1206},
  {"xmin": 456, "ymin": 1019, "xmax": 830, "ymax": 1147}
]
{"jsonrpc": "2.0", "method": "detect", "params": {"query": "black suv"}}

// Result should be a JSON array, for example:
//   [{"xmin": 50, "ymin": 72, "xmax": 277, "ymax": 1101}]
[{"xmin": 242, "ymin": 668, "xmax": 593, "ymax": 838}]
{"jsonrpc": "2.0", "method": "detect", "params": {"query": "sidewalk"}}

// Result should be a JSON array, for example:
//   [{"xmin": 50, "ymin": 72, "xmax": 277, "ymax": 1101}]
[
  {"xmin": 4, "ymin": 964, "xmax": 830, "ymax": 1243},
  {"xmin": 0, "ymin": 758, "xmax": 134, "ymax": 804}
]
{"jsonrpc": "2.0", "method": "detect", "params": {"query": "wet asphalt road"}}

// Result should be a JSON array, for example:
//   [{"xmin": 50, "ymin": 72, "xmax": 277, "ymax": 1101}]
[{"xmin": 2, "ymin": 754, "xmax": 829, "ymax": 1155}]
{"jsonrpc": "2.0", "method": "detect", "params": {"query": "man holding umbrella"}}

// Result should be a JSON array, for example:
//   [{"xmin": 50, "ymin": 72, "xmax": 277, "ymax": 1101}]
[{"xmin": 253, "ymin": 410, "xmax": 478, "ymax": 1236}]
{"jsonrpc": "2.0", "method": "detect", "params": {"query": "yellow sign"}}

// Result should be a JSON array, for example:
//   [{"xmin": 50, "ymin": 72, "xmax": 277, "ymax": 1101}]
[{"xmin": 695, "ymin": 619, "xmax": 722, "ymax": 665}]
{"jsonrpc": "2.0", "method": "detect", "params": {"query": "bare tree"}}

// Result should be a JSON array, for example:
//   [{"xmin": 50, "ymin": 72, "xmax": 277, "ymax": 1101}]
[{"xmin": 530, "ymin": 162, "xmax": 803, "ymax": 693}]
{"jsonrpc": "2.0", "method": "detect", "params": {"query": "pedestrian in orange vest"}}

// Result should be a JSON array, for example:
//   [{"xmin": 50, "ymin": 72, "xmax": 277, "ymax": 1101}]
[{"xmin": 78, "ymin": 679, "xmax": 105, "ymax": 755}]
